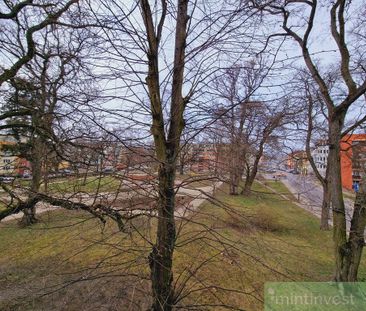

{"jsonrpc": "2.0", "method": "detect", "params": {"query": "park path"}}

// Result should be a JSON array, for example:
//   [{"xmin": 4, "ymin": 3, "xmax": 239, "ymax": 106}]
[{"xmin": 1, "ymin": 181, "xmax": 222, "ymax": 222}]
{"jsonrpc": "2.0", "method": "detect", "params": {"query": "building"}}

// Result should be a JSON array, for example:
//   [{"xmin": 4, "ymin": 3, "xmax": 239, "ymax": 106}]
[
  {"xmin": 190, "ymin": 143, "xmax": 218, "ymax": 173},
  {"xmin": 311, "ymin": 140, "xmax": 329, "ymax": 177},
  {"xmin": 309, "ymin": 134, "xmax": 366, "ymax": 190},
  {"xmin": 340, "ymin": 134, "xmax": 366, "ymax": 190},
  {"xmin": 286, "ymin": 150, "xmax": 309, "ymax": 175},
  {"xmin": 0, "ymin": 140, "xmax": 30, "ymax": 176},
  {"xmin": 0, "ymin": 141, "xmax": 17, "ymax": 175}
]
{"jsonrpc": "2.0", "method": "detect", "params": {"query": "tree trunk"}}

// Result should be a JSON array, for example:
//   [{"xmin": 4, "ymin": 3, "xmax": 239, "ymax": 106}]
[
  {"xmin": 44, "ymin": 164, "xmax": 49, "ymax": 193},
  {"xmin": 242, "ymin": 174, "xmax": 254, "ymax": 195},
  {"xmin": 341, "ymin": 188, "xmax": 366, "ymax": 281},
  {"xmin": 149, "ymin": 161, "xmax": 176, "ymax": 310},
  {"xmin": 20, "ymin": 138, "xmax": 42, "ymax": 226},
  {"xmin": 179, "ymin": 162, "xmax": 184, "ymax": 175},
  {"xmin": 242, "ymin": 154, "xmax": 261, "ymax": 195},
  {"xmin": 329, "ymin": 114, "xmax": 365, "ymax": 281},
  {"xmin": 229, "ymin": 171, "xmax": 239, "ymax": 195},
  {"xmin": 83, "ymin": 164, "xmax": 89, "ymax": 186},
  {"xmin": 328, "ymin": 115, "xmax": 348, "ymax": 281},
  {"xmin": 20, "ymin": 205, "xmax": 37, "ymax": 226},
  {"xmin": 141, "ymin": 0, "xmax": 188, "ymax": 307},
  {"xmin": 320, "ymin": 179, "xmax": 331, "ymax": 230},
  {"xmin": 304, "ymin": 95, "xmax": 331, "ymax": 230},
  {"xmin": 229, "ymin": 143, "xmax": 244, "ymax": 195}
]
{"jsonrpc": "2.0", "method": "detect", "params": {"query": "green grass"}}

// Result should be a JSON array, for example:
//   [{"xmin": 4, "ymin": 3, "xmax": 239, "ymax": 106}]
[
  {"xmin": 175, "ymin": 174, "xmax": 215, "ymax": 188},
  {"xmin": 0, "ymin": 181, "xmax": 364, "ymax": 310},
  {"xmin": 43, "ymin": 176, "xmax": 124, "ymax": 193},
  {"xmin": 12, "ymin": 176, "xmax": 125, "ymax": 194}
]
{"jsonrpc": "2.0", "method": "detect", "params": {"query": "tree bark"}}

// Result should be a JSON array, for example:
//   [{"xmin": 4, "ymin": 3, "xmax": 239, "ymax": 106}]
[
  {"xmin": 328, "ymin": 114, "xmax": 348, "ymax": 281},
  {"xmin": 20, "ymin": 137, "xmax": 42, "ymax": 226},
  {"xmin": 304, "ymin": 89, "xmax": 331, "ymax": 230},
  {"xmin": 230, "ymin": 160, "xmax": 244, "ymax": 195},
  {"xmin": 149, "ymin": 161, "xmax": 176, "ymax": 310},
  {"xmin": 320, "ymin": 180, "xmax": 331, "ymax": 230},
  {"xmin": 141, "ymin": 0, "xmax": 188, "ymax": 307},
  {"xmin": 341, "ymin": 188, "xmax": 366, "ymax": 281},
  {"xmin": 242, "ymin": 137, "xmax": 266, "ymax": 195}
]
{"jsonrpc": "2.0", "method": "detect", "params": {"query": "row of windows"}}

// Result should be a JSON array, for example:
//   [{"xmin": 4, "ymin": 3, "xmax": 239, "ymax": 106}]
[
  {"xmin": 315, "ymin": 157, "xmax": 327, "ymax": 163},
  {"xmin": 316, "ymin": 149, "xmax": 329, "ymax": 154}
]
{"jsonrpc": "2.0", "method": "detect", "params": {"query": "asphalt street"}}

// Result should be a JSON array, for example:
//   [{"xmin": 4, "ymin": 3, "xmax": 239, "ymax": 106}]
[{"xmin": 279, "ymin": 173, "xmax": 355, "ymax": 232}]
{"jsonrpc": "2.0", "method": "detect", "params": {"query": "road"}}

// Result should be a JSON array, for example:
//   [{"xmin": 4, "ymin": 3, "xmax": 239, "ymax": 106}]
[{"xmin": 271, "ymin": 173, "xmax": 355, "ymax": 231}]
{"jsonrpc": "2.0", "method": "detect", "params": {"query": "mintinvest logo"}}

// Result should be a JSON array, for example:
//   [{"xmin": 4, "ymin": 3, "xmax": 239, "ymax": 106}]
[{"xmin": 264, "ymin": 282, "xmax": 366, "ymax": 310}]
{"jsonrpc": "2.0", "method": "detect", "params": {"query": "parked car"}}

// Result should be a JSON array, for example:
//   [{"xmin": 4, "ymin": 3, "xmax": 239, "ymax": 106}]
[
  {"xmin": 289, "ymin": 169, "xmax": 300, "ymax": 174},
  {"xmin": 102, "ymin": 167, "xmax": 115, "ymax": 174},
  {"xmin": 60, "ymin": 169, "xmax": 73, "ymax": 176},
  {"xmin": 0, "ymin": 176, "xmax": 15, "ymax": 183},
  {"xmin": 22, "ymin": 173, "xmax": 32, "ymax": 179}
]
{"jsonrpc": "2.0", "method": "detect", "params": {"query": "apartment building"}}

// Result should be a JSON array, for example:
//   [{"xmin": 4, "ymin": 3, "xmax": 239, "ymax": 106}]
[
  {"xmin": 311, "ymin": 140, "xmax": 329, "ymax": 177},
  {"xmin": 340, "ymin": 134, "xmax": 366, "ymax": 190}
]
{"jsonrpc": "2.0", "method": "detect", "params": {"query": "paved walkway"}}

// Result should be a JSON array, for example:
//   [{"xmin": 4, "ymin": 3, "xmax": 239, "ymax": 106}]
[{"xmin": 1, "ymin": 181, "xmax": 222, "ymax": 222}]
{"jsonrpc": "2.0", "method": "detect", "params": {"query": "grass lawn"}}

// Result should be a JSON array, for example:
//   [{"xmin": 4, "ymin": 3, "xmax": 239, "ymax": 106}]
[
  {"xmin": 0, "ymin": 181, "xmax": 364, "ymax": 310},
  {"xmin": 262, "ymin": 179, "xmax": 297, "ymax": 201},
  {"xmin": 43, "ymin": 175, "xmax": 125, "ymax": 194},
  {"xmin": 11, "ymin": 175, "xmax": 126, "ymax": 194},
  {"xmin": 175, "ymin": 173, "xmax": 216, "ymax": 188}
]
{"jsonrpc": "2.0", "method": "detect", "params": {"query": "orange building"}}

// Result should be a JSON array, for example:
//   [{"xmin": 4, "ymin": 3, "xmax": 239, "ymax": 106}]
[
  {"xmin": 340, "ymin": 134, "xmax": 366, "ymax": 190},
  {"xmin": 286, "ymin": 150, "xmax": 309, "ymax": 174}
]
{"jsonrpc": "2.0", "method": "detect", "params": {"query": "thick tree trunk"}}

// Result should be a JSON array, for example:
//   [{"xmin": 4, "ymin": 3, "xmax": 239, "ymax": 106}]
[
  {"xmin": 229, "ymin": 170, "xmax": 240, "ymax": 195},
  {"xmin": 328, "ymin": 115, "xmax": 348, "ymax": 281},
  {"xmin": 20, "ymin": 205, "xmax": 37, "ymax": 226},
  {"xmin": 320, "ymin": 180, "xmax": 331, "ymax": 230},
  {"xmin": 242, "ymin": 154, "xmax": 261, "ymax": 195},
  {"xmin": 141, "ymin": 0, "xmax": 188, "ymax": 307},
  {"xmin": 341, "ymin": 189, "xmax": 366, "ymax": 281},
  {"xmin": 20, "ymin": 138, "xmax": 42, "ymax": 226},
  {"xmin": 328, "ymin": 114, "xmax": 365, "ymax": 281},
  {"xmin": 149, "ymin": 162, "xmax": 176, "ymax": 310},
  {"xmin": 242, "ymin": 174, "xmax": 254, "ymax": 195}
]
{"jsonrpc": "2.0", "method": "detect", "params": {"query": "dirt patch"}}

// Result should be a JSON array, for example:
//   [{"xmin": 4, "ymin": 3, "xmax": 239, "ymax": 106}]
[
  {"xmin": 249, "ymin": 211, "xmax": 284, "ymax": 232},
  {"xmin": 222, "ymin": 211, "xmax": 285, "ymax": 234},
  {"xmin": 0, "ymin": 270, "xmax": 151, "ymax": 311}
]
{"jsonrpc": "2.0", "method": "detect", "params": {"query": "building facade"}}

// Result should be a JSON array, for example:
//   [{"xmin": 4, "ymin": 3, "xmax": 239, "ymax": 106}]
[
  {"xmin": 0, "ymin": 140, "xmax": 30, "ymax": 176},
  {"xmin": 340, "ymin": 134, "xmax": 366, "ymax": 190},
  {"xmin": 308, "ymin": 134, "xmax": 366, "ymax": 190},
  {"xmin": 286, "ymin": 150, "xmax": 309, "ymax": 175},
  {"xmin": 311, "ymin": 140, "xmax": 329, "ymax": 177}
]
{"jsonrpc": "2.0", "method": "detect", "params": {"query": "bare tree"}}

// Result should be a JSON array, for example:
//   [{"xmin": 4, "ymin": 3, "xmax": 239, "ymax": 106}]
[
  {"xmin": 0, "ymin": 0, "xmax": 79, "ymax": 86},
  {"xmin": 212, "ymin": 62, "xmax": 296, "ymax": 195},
  {"xmin": 253, "ymin": 0, "xmax": 366, "ymax": 280},
  {"xmin": 0, "ymin": 1, "xmax": 308, "ymax": 309}
]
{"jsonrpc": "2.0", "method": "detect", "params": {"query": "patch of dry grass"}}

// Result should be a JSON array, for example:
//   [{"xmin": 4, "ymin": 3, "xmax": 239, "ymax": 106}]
[{"xmin": 0, "ymin": 181, "xmax": 365, "ymax": 310}]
